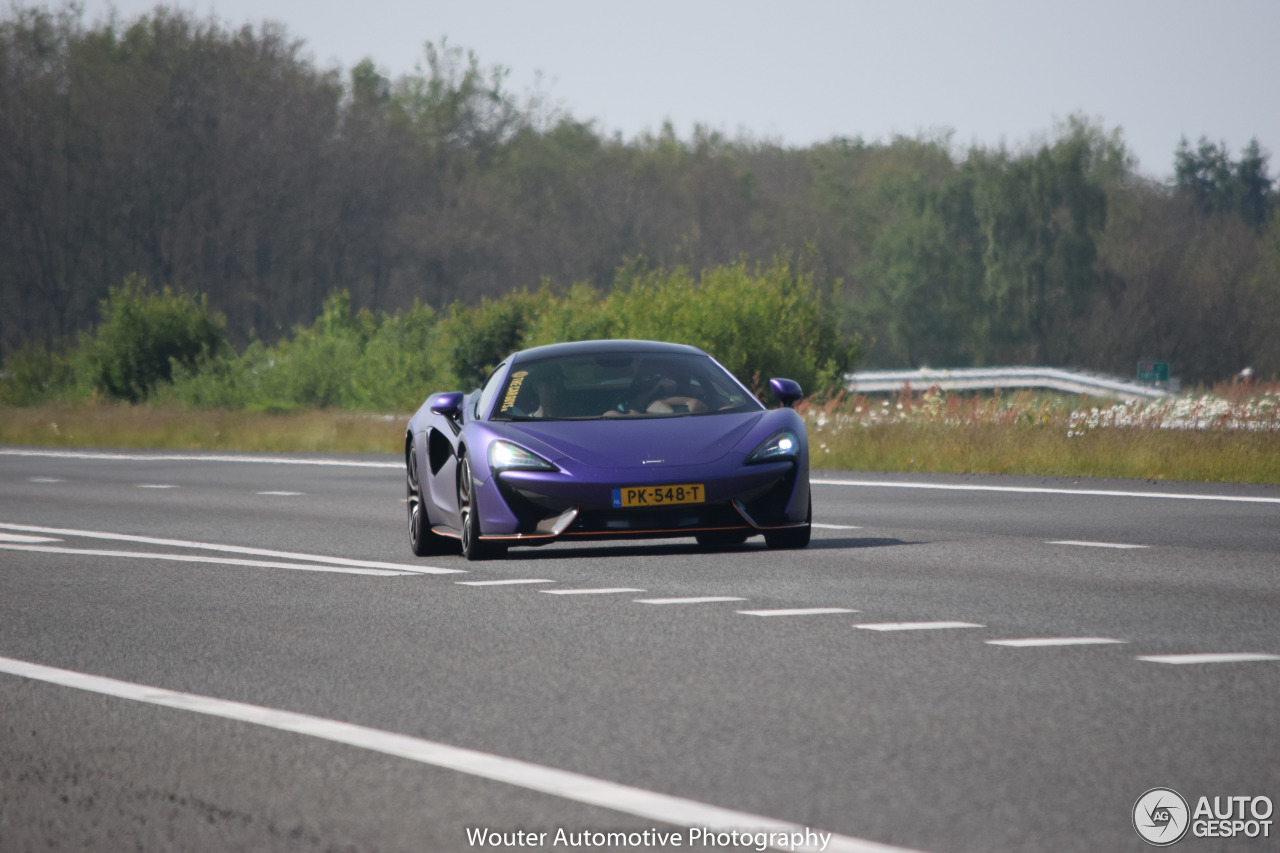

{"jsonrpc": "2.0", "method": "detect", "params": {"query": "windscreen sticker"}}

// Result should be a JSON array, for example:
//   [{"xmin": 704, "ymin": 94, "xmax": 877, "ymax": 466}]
[{"xmin": 501, "ymin": 371, "xmax": 528, "ymax": 412}]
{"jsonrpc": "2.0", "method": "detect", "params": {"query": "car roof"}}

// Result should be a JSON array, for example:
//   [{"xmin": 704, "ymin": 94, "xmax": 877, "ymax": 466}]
[{"xmin": 508, "ymin": 339, "xmax": 708, "ymax": 364}]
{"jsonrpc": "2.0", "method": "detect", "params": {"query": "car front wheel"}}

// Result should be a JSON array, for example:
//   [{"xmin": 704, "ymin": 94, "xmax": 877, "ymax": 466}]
[
  {"xmin": 458, "ymin": 454, "xmax": 505, "ymax": 561},
  {"xmin": 407, "ymin": 442, "xmax": 451, "ymax": 556},
  {"xmin": 764, "ymin": 503, "xmax": 811, "ymax": 550}
]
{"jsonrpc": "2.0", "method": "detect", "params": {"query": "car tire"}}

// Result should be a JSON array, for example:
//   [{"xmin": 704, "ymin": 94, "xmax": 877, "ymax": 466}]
[
  {"xmin": 458, "ymin": 454, "xmax": 505, "ymax": 561},
  {"xmin": 407, "ymin": 441, "xmax": 451, "ymax": 556},
  {"xmin": 695, "ymin": 531, "xmax": 750, "ymax": 548},
  {"xmin": 764, "ymin": 503, "xmax": 811, "ymax": 550}
]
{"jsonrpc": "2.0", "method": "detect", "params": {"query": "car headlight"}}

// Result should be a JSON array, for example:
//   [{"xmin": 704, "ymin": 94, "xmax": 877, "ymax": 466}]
[
  {"xmin": 746, "ymin": 429, "xmax": 800, "ymax": 463},
  {"xmin": 489, "ymin": 440, "xmax": 556, "ymax": 471}
]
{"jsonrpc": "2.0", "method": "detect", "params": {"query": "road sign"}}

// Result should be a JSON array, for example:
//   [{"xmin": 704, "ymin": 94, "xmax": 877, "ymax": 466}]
[{"xmin": 1137, "ymin": 361, "xmax": 1170, "ymax": 383}]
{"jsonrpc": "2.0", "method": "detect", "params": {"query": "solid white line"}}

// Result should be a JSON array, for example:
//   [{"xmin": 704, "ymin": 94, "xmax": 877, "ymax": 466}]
[
  {"xmin": 812, "ymin": 478, "xmax": 1280, "ymax": 505},
  {"xmin": 0, "ymin": 521, "xmax": 463, "ymax": 575},
  {"xmin": 854, "ymin": 621, "xmax": 986, "ymax": 632},
  {"xmin": 633, "ymin": 596, "xmax": 748, "ymax": 605},
  {"xmin": 1049, "ymin": 540, "xmax": 1149, "ymax": 550},
  {"xmin": 0, "ymin": 544, "xmax": 413, "ymax": 576},
  {"xmin": 0, "ymin": 533, "xmax": 61, "ymax": 544},
  {"xmin": 456, "ymin": 578, "xmax": 555, "ymax": 586},
  {"xmin": 540, "ymin": 588, "xmax": 647, "ymax": 595},
  {"xmin": 1136, "ymin": 653, "xmax": 1280, "ymax": 665},
  {"xmin": 738, "ymin": 608, "xmax": 860, "ymax": 617},
  {"xmin": 0, "ymin": 657, "xmax": 925, "ymax": 853},
  {"xmin": 0, "ymin": 448, "xmax": 400, "ymax": 469},
  {"xmin": 986, "ymin": 638, "xmax": 1128, "ymax": 648}
]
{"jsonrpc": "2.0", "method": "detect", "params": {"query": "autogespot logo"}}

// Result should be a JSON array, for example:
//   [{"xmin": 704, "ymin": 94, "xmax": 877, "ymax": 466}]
[{"xmin": 1134, "ymin": 788, "xmax": 1191, "ymax": 846}]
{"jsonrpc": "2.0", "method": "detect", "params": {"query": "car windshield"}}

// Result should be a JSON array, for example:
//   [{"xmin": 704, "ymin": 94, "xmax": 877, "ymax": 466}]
[{"xmin": 489, "ymin": 351, "xmax": 762, "ymax": 421}]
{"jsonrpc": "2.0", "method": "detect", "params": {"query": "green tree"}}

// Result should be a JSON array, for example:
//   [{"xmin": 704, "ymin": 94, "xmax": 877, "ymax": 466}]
[
  {"xmin": 1175, "ymin": 136, "xmax": 1274, "ymax": 229},
  {"xmin": 969, "ymin": 124, "xmax": 1109, "ymax": 364}
]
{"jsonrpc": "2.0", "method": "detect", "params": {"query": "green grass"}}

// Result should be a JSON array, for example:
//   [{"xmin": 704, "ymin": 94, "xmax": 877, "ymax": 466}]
[
  {"xmin": 812, "ymin": 421, "xmax": 1280, "ymax": 483},
  {"xmin": 3, "ymin": 398, "xmax": 1280, "ymax": 484},
  {"xmin": 0, "ymin": 403, "xmax": 403, "ymax": 455}
]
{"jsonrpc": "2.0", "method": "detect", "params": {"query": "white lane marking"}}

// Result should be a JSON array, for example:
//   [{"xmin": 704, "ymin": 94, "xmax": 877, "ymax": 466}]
[
  {"xmin": 813, "ymin": 523, "xmax": 861, "ymax": 530},
  {"xmin": 1049, "ymin": 540, "xmax": 1149, "ymax": 550},
  {"xmin": 812, "ymin": 478, "xmax": 1280, "ymax": 505},
  {"xmin": 633, "ymin": 596, "xmax": 748, "ymax": 605},
  {"xmin": 457, "ymin": 578, "xmax": 555, "ymax": 586},
  {"xmin": 0, "ymin": 657, "xmax": 925, "ymax": 853},
  {"xmin": 0, "ymin": 448, "xmax": 400, "ymax": 469},
  {"xmin": 0, "ymin": 544, "xmax": 413, "ymax": 576},
  {"xmin": 1136, "ymin": 653, "xmax": 1280, "ymax": 665},
  {"xmin": 28, "ymin": 477, "xmax": 64, "ymax": 483},
  {"xmin": 540, "ymin": 588, "xmax": 647, "ymax": 596},
  {"xmin": 0, "ymin": 522, "xmax": 463, "ymax": 576},
  {"xmin": 4, "ymin": 450, "xmax": 1276, "ymax": 503},
  {"xmin": 738, "ymin": 607, "xmax": 859, "ymax": 617},
  {"xmin": 0, "ymin": 533, "xmax": 62, "ymax": 544},
  {"xmin": 258, "ymin": 491, "xmax": 304, "ymax": 496},
  {"xmin": 136, "ymin": 484, "xmax": 177, "ymax": 489},
  {"xmin": 854, "ymin": 621, "xmax": 986, "ymax": 632},
  {"xmin": 986, "ymin": 637, "xmax": 1128, "ymax": 648}
]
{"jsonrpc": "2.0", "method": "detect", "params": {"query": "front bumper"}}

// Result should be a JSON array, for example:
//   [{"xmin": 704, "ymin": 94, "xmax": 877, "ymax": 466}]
[{"xmin": 478, "ymin": 460, "xmax": 808, "ymax": 543}]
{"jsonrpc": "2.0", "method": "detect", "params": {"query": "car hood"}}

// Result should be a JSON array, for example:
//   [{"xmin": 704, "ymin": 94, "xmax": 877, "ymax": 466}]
[{"xmin": 498, "ymin": 412, "xmax": 765, "ymax": 470}]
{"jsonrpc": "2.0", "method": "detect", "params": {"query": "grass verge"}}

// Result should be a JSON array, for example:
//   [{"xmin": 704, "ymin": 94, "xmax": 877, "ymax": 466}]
[
  {"xmin": 814, "ymin": 422, "xmax": 1280, "ymax": 484},
  {"xmin": 3, "ymin": 400, "xmax": 1279, "ymax": 484},
  {"xmin": 0, "ymin": 403, "xmax": 403, "ymax": 455}
]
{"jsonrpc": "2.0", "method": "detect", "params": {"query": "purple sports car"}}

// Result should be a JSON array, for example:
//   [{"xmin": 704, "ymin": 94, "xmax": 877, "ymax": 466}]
[{"xmin": 405, "ymin": 340, "xmax": 811, "ymax": 560}]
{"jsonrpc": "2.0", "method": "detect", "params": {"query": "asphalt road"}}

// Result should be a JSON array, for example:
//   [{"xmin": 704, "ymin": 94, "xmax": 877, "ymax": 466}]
[{"xmin": 1, "ymin": 447, "xmax": 1277, "ymax": 853}]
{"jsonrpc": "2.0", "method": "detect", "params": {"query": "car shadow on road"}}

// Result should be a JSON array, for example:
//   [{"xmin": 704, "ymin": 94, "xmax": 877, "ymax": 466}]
[
  {"xmin": 500, "ymin": 536, "xmax": 912, "ymax": 561},
  {"xmin": 806, "ymin": 536, "xmax": 912, "ymax": 550}
]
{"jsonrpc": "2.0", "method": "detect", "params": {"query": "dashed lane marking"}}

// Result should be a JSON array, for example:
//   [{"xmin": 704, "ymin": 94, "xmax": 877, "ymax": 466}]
[
  {"xmin": 633, "ymin": 596, "xmax": 748, "ymax": 605},
  {"xmin": 0, "ymin": 522, "xmax": 463, "ymax": 575},
  {"xmin": 1048, "ymin": 540, "xmax": 1149, "ymax": 550},
  {"xmin": 986, "ymin": 637, "xmax": 1128, "ymax": 648},
  {"xmin": 738, "ymin": 607, "xmax": 859, "ymax": 617},
  {"xmin": 854, "ymin": 621, "xmax": 986, "ymax": 632},
  {"xmin": 813, "ymin": 523, "xmax": 861, "ymax": 530},
  {"xmin": 457, "ymin": 578, "xmax": 555, "ymax": 586},
  {"xmin": 1136, "ymin": 653, "xmax": 1280, "ymax": 665},
  {"xmin": 136, "ymin": 484, "xmax": 177, "ymax": 489},
  {"xmin": 541, "ymin": 588, "xmax": 647, "ymax": 596},
  {"xmin": 0, "ymin": 656, "xmax": 927, "ymax": 853},
  {"xmin": 28, "ymin": 477, "xmax": 64, "ymax": 483},
  {"xmin": 258, "ymin": 491, "xmax": 305, "ymax": 496}
]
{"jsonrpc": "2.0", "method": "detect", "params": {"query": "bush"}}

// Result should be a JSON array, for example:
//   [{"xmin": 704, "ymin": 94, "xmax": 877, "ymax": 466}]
[
  {"xmin": 77, "ymin": 276, "xmax": 228, "ymax": 403},
  {"xmin": 0, "ymin": 340, "xmax": 75, "ymax": 404},
  {"xmin": 599, "ymin": 258, "xmax": 861, "ymax": 397}
]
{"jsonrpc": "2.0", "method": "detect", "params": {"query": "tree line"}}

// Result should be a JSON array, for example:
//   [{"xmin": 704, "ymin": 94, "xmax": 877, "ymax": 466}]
[{"xmin": 1, "ymin": 4, "xmax": 1276, "ymax": 388}]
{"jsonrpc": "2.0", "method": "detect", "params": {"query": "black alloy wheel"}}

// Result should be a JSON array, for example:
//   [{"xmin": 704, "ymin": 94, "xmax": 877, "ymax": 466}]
[
  {"xmin": 458, "ymin": 454, "xmax": 505, "ymax": 561},
  {"xmin": 407, "ymin": 441, "xmax": 450, "ymax": 556}
]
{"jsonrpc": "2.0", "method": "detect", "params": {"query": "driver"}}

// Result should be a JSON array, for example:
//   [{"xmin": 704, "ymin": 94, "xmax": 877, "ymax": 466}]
[
  {"xmin": 527, "ymin": 362, "xmax": 565, "ymax": 418},
  {"xmin": 609, "ymin": 360, "xmax": 708, "ymax": 415}
]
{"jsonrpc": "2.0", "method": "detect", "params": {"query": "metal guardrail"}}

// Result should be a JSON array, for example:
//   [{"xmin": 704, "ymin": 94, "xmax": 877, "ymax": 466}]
[{"xmin": 845, "ymin": 367, "xmax": 1174, "ymax": 401}]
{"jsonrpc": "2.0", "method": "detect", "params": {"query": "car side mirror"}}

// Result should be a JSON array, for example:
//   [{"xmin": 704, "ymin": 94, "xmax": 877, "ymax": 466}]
[
  {"xmin": 769, "ymin": 378, "xmax": 804, "ymax": 408},
  {"xmin": 428, "ymin": 391, "xmax": 465, "ymax": 419}
]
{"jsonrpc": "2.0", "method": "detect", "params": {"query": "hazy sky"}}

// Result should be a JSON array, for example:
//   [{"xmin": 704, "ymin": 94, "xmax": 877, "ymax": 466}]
[{"xmin": 69, "ymin": 0, "xmax": 1280, "ymax": 179}]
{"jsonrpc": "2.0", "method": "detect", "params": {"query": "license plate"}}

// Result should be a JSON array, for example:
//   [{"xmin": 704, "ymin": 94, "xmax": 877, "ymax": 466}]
[{"xmin": 612, "ymin": 484, "xmax": 705, "ymax": 508}]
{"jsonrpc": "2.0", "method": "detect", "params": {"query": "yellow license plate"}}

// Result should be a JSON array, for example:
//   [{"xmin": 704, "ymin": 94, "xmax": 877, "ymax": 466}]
[{"xmin": 612, "ymin": 483, "xmax": 705, "ymax": 508}]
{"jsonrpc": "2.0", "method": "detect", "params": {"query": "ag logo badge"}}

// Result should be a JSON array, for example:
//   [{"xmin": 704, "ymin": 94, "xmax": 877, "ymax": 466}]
[{"xmin": 1134, "ymin": 788, "xmax": 1190, "ymax": 846}]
